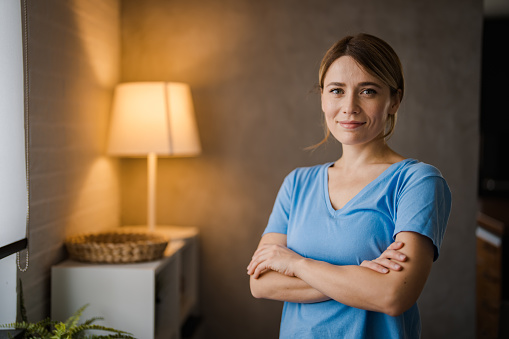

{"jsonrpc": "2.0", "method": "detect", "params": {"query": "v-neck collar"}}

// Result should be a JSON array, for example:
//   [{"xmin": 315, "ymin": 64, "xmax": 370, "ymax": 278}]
[{"xmin": 323, "ymin": 158, "xmax": 415, "ymax": 217}]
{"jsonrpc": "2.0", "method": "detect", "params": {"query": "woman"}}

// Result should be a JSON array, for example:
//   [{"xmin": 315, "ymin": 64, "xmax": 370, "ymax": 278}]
[{"xmin": 247, "ymin": 33, "xmax": 451, "ymax": 338}]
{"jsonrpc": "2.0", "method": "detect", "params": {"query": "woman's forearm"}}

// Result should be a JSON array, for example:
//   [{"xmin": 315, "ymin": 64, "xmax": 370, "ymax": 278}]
[
  {"xmin": 295, "ymin": 259, "xmax": 406, "ymax": 315},
  {"xmin": 292, "ymin": 232, "xmax": 434, "ymax": 316},
  {"xmin": 250, "ymin": 270, "xmax": 329, "ymax": 303},
  {"xmin": 249, "ymin": 232, "xmax": 329, "ymax": 303},
  {"xmin": 249, "ymin": 231, "xmax": 434, "ymax": 316}
]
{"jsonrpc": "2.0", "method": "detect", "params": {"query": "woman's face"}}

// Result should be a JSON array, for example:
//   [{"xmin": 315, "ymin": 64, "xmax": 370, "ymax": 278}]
[{"xmin": 321, "ymin": 56, "xmax": 400, "ymax": 147}]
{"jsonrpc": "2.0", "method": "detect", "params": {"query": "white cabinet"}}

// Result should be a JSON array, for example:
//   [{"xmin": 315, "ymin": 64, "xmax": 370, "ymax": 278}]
[{"xmin": 51, "ymin": 226, "xmax": 199, "ymax": 339}]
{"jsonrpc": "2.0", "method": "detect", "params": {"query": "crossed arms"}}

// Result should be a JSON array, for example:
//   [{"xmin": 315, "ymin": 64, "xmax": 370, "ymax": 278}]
[{"xmin": 247, "ymin": 231, "xmax": 434, "ymax": 317}]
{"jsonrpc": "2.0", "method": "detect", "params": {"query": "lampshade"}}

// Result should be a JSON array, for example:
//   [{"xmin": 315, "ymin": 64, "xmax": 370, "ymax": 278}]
[{"xmin": 107, "ymin": 82, "xmax": 201, "ymax": 157}]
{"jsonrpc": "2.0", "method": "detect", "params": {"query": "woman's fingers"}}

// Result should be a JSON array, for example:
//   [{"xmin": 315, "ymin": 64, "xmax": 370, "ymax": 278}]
[
  {"xmin": 379, "ymin": 249, "xmax": 407, "ymax": 262},
  {"xmin": 252, "ymin": 262, "xmax": 270, "ymax": 279},
  {"xmin": 360, "ymin": 258, "xmax": 402, "ymax": 273},
  {"xmin": 360, "ymin": 241, "xmax": 407, "ymax": 274},
  {"xmin": 247, "ymin": 250, "xmax": 266, "ymax": 276},
  {"xmin": 247, "ymin": 243, "xmax": 300, "ymax": 278},
  {"xmin": 360, "ymin": 260, "xmax": 389, "ymax": 274},
  {"xmin": 372, "ymin": 258, "xmax": 402, "ymax": 271},
  {"xmin": 378, "ymin": 241, "xmax": 406, "ymax": 262},
  {"xmin": 388, "ymin": 241, "xmax": 404, "ymax": 250},
  {"xmin": 247, "ymin": 244, "xmax": 280, "ymax": 277}
]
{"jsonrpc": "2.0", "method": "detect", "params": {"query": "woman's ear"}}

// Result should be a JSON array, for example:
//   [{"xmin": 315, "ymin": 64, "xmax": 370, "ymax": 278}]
[
  {"xmin": 389, "ymin": 89, "xmax": 402, "ymax": 115},
  {"xmin": 320, "ymin": 87, "xmax": 326, "ymax": 112}
]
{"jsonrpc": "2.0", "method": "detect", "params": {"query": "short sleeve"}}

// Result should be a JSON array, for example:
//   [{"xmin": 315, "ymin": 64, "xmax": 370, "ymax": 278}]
[
  {"xmin": 262, "ymin": 170, "xmax": 296, "ymax": 236},
  {"xmin": 394, "ymin": 172, "xmax": 452, "ymax": 261}
]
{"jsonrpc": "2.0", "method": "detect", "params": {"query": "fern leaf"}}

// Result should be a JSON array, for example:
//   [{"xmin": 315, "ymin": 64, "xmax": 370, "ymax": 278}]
[
  {"xmin": 26, "ymin": 321, "xmax": 53, "ymax": 337},
  {"xmin": 85, "ymin": 324, "xmax": 133, "ymax": 335},
  {"xmin": 52, "ymin": 322, "xmax": 66, "ymax": 336},
  {"xmin": 64, "ymin": 304, "xmax": 89, "ymax": 330},
  {"xmin": 0, "ymin": 322, "xmax": 47, "ymax": 338},
  {"xmin": 81, "ymin": 317, "xmax": 104, "ymax": 326},
  {"xmin": 0, "ymin": 321, "xmax": 27, "ymax": 329},
  {"xmin": 33, "ymin": 317, "xmax": 55, "ymax": 328},
  {"xmin": 69, "ymin": 324, "xmax": 134, "ymax": 338}
]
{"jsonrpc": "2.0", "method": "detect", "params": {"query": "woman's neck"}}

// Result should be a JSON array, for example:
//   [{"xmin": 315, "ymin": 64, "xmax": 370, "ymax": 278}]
[{"xmin": 336, "ymin": 140, "xmax": 404, "ymax": 170}]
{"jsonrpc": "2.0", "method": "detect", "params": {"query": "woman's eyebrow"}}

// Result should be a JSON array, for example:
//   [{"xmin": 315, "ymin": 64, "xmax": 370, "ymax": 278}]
[
  {"xmin": 358, "ymin": 81, "xmax": 383, "ymax": 88},
  {"xmin": 325, "ymin": 81, "xmax": 383, "ymax": 88},
  {"xmin": 325, "ymin": 82, "xmax": 346, "ymax": 87}
]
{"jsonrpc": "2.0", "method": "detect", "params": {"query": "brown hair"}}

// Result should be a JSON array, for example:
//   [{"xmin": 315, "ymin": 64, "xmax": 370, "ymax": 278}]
[{"xmin": 313, "ymin": 33, "xmax": 404, "ymax": 147}]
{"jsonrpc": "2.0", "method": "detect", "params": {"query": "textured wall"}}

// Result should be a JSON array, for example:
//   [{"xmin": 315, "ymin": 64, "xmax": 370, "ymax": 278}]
[
  {"xmin": 120, "ymin": 1, "xmax": 482, "ymax": 338},
  {"xmin": 18, "ymin": 0, "xmax": 120, "ymax": 320}
]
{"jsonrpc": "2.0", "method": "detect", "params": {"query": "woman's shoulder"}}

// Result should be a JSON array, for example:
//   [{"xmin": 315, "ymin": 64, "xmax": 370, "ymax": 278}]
[
  {"xmin": 395, "ymin": 159, "xmax": 449, "ymax": 189},
  {"xmin": 395, "ymin": 159, "xmax": 452, "ymax": 212},
  {"xmin": 399, "ymin": 158, "xmax": 444, "ymax": 178}
]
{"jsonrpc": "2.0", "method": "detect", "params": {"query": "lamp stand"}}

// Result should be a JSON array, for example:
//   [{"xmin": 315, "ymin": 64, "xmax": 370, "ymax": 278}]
[{"xmin": 147, "ymin": 152, "xmax": 157, "ymax": 232}]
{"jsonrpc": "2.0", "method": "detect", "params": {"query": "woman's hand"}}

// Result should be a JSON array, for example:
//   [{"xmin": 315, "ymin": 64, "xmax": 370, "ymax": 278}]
[
  {"xmin": 360, "ymin": 241, "xmax": 407, "ymax": 274},
  {"xmin": 247, "ymin": 243, "xmax": 303, "ymax": 279}
]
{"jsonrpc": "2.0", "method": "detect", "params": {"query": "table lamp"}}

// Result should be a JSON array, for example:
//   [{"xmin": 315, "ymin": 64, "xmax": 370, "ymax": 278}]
[{"xmin": 107, "ymin": 82, "xmax": 201, "ymax": 232}]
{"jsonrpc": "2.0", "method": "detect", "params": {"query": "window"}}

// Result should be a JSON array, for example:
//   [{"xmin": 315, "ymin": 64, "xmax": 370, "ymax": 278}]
[{"xmin": 0, "ymin": 0, "xmax": 28, "ymax": 260}]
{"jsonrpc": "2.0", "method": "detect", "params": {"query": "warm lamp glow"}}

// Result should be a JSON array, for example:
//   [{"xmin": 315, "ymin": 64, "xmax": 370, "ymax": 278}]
[
  {"xmin": 107, "ymin": 82, "xmax": 201, "ymax": 231},
  {"xmin": 108, "ymin": 82, "xmax": 201, "ymax": 157}
]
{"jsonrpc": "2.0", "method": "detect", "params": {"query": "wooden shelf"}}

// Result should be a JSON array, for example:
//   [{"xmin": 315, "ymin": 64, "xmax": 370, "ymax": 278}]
[
  {"xmin": 51, "ymin": 226, "xmax": 199, "ymax": 339},
  {"xmin": 477, "ymin": 199, "xmax": 509, "ymax": 339}
]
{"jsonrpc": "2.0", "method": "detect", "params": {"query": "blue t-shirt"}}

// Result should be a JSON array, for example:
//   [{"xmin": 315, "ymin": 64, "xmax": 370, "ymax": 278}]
[{"xmin": 263, "ymin": 158, "xmax": 451, "ymax": 339}]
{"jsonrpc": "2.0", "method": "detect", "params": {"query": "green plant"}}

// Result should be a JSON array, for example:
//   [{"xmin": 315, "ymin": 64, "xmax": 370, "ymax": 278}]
[{"xmin": 0, "ymin": 280, "xmax": 135, "ymax": 339}]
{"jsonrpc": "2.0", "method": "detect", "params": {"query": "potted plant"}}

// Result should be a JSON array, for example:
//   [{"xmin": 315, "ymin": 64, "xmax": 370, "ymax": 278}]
[{"xmin": 0, "ymin": 281, "xmax": 134, "ymax": 339}]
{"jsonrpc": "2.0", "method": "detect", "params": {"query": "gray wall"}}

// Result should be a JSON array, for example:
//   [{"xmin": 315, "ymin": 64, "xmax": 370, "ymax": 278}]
[
  {"xmin": 121, "ymin": 1, "xmax": 482, "ymax": 338},
  {"xmin": 19, "ymin": 0, "xmax": 120, "ymax": 320}
]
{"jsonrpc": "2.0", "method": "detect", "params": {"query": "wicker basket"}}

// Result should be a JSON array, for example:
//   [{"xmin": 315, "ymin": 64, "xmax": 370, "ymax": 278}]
[{"xmin": 65, "ymin": 231, "xmax": 169, "ymax": 263}]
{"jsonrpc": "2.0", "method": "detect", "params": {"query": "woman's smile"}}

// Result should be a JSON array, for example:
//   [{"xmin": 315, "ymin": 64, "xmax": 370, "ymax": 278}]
[{"xmin": 338, "ymin": 120, "xmax": 366, "ymax": 129}]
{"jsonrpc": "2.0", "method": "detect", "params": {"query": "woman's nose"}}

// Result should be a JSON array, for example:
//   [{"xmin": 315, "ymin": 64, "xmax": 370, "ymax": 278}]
[{"xmin": 343, "ymin": 94, "xmax": 360, "ymax": 114}]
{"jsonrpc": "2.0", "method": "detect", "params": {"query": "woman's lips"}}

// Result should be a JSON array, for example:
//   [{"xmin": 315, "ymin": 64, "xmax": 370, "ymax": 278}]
[{"xmin": 338, "ymin": 121, "xmax": 366, "ymax": 129}]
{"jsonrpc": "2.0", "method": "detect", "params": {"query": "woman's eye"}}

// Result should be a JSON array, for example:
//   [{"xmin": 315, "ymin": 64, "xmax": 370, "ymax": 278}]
[
  {"xmin": 330, "ymin": 88, "xmax": 343, "ymax": 95},
  {"xmin": 361, "ymin": 88, "xmax": 377, "ymax": 95}
]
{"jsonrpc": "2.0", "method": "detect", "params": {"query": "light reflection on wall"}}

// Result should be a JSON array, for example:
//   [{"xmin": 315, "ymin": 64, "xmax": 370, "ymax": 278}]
[
  {"xmin": 72, "ymin": 0, "xmax": 120, "ymax": 88},
  {"xmin": 65, "ymin": 0, "xmax": 121, "ymax": 236},
  {"xmin": 66, "ymin": 156, "xmax": 120, "ymax": 237}
]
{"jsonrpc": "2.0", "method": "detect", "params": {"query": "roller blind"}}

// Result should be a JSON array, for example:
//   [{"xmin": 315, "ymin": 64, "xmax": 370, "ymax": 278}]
[{"xmin": 0, "ymin": 0, "xmax": 28, "ymax": 259}]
